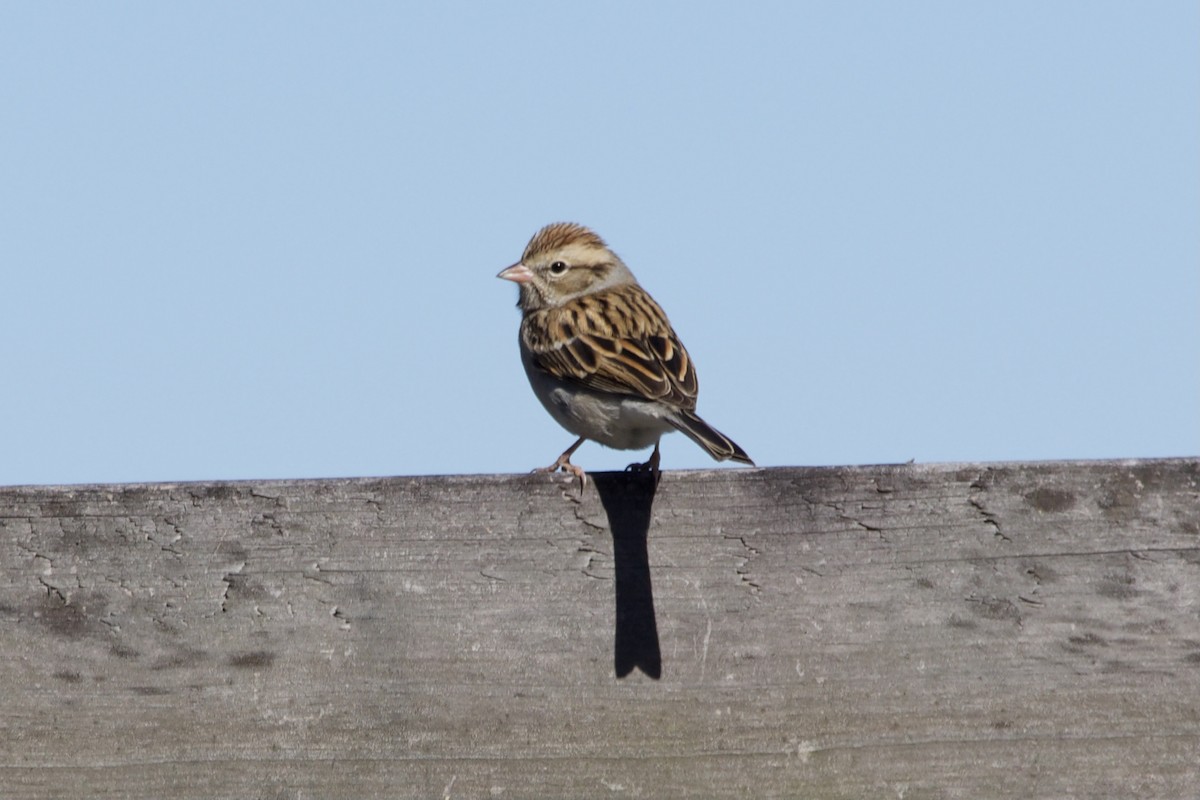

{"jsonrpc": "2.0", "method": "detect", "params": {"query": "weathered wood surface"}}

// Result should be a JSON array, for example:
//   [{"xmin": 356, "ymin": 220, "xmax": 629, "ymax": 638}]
[{"xmin": 1, "ymin": 459, "xmax": 1198, "ymax": 799}]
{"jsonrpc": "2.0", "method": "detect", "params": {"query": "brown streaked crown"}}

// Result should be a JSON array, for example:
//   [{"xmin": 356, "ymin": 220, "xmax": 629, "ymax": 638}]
[{"xmin": 522, "ymin": 222, "xmax": 609, "ymax": 262}]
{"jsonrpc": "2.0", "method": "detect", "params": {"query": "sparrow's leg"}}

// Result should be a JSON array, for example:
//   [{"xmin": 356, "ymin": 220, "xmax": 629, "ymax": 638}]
[
  {"xmin": 626, "ymin": 441, "xmax": 661, "ymax": 475},
  {"xmin": 535, "ymin": 437, "xmax": 588, "ymax": 490}
]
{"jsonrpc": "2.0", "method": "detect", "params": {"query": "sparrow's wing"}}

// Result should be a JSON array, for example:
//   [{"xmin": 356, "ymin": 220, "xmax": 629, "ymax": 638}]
[{"xmin": 522, "ymin": 284, "xmax": 698, "ymax": 409}]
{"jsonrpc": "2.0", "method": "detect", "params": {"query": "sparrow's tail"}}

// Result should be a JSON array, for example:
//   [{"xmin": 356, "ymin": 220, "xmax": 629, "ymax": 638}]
[{"xmin": 668, "ymin": 410, "xmax": 755, "ymax": 465}]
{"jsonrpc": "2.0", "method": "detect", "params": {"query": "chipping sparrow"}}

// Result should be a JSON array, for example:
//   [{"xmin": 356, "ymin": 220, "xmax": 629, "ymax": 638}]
[{"xmin": 498, "ymin": 222, "xmax": 753, "ymax": 487}]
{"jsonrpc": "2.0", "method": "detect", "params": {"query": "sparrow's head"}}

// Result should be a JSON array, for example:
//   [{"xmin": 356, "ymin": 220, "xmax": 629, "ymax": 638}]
[{"xmin": 498, "ymin": 222, "xmax": 636, "ymax": 311}]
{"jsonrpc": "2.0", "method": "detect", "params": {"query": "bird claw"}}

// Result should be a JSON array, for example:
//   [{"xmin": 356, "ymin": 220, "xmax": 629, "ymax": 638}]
[
  {"xmin": 624, "ymin": 444, "xmax": 661, "ymax": 476},
  {"xmin": 533, "ymin": 455, "xmax": 587, "ymax": 493}
]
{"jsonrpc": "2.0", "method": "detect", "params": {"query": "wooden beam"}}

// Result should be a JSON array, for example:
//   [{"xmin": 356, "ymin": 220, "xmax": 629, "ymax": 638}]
[{"xmin": 2, "ymin": 459, "xmax": 1198, "ymax": 797}]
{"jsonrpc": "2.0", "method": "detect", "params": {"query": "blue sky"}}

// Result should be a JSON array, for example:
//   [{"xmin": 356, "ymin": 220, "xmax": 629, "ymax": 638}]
[{"xmin": 2, "ymin": 2, "xmax": 1197, "ymax": 487}]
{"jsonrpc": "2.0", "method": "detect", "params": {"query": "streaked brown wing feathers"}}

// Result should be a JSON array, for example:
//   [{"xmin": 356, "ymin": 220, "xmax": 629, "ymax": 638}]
[{"xmin": 522, "ymin": 285, "xmax": 698, "ymax": 408}]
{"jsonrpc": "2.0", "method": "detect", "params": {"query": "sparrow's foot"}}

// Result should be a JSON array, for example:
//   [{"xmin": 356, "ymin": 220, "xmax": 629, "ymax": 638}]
[
  {"xmin": 624, "ymin": 443, "xmax": 662, "ymax": 476},
  {"xmin": 560, "ymin": 460, "xmax": 587, "ymax": 492},
  {"xmin": 533, "ymin": 437, "xmax": 588, "ymax": 492}
]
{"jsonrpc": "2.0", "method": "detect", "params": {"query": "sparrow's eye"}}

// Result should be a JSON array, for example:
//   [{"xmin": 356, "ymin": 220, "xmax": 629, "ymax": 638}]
[{"xmin": 549, "ymin": 261, "xmax": 568, "ymax": 275}]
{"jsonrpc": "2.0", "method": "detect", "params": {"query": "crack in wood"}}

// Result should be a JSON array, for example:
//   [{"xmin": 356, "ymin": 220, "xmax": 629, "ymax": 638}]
[
  {"xmin": 218, "ymin": 561, "xmax": 246, "ymax": 614},
  {"xmin": 969, "ymin": 470, "xmax": 1010, "ymax": 541}
]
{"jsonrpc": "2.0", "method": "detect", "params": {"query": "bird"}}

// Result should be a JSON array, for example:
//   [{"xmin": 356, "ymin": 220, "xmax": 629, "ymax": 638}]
[{"xmin": 497, "ymin": 222, "xmax": 753, "ymax": 488}]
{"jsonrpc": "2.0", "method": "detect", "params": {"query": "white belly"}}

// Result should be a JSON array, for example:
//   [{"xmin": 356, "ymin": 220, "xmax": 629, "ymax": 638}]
[{"xmin": 522, "ymin": 350, "xmax": 675, "ymax": 451}]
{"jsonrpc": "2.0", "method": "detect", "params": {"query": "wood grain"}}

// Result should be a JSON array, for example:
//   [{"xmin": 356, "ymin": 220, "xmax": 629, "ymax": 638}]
[{"xmin": 2, "ymin": 460, "xmax": 1198, "ymax": 798}]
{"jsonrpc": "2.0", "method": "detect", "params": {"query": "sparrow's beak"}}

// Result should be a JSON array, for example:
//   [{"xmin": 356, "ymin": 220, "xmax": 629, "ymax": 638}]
[{"xmin": 497, "ymin": 263, "xmax": 533, "ymax": 284}]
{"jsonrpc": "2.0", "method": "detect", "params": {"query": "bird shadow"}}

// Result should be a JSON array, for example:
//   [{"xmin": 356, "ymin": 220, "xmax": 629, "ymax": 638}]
[{"xmin": 590, "ymin": 470, "xmax": 662, "ymax": 680}]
